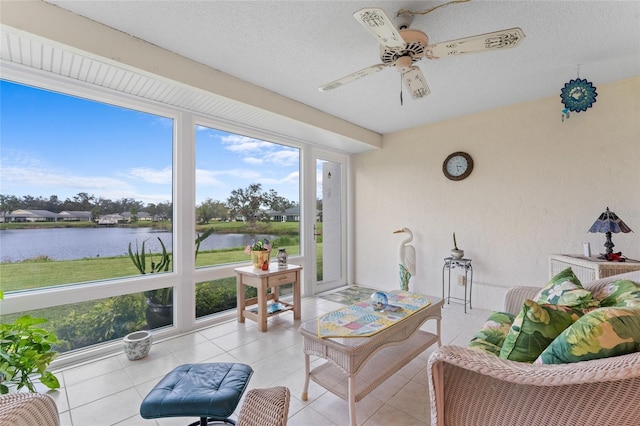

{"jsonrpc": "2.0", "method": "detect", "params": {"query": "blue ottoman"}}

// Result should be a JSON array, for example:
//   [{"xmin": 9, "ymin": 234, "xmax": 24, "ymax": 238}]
[{"xmin": 140, "ymin": 363, "xmax": 253, "ymax": 426}]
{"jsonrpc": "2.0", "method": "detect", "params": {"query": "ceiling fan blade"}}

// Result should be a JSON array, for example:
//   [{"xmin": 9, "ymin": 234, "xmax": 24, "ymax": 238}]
[
  {"xmin": 425, "ymin": 27, "xmax": 525, "ymax": 59},
  {"xmin": 319, "ymin": 64, "xmax": 387, "ymax": 92},
  {"xmin": 353, "ymin": 8, "xmax": 405, "ymax": 48},
  {"xmin": 402, "ymin": 66, "xmax": 430, "ymax": 99}
]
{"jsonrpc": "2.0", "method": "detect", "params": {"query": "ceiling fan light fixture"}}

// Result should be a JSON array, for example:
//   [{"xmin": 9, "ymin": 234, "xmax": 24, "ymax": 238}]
[{"xmin": 319, "ymin": 7, "xmax": 523, "ymax": 101}]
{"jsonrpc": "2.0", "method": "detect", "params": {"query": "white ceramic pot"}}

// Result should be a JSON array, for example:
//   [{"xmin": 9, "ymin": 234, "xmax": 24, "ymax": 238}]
[
  {"xmin": 123, "ymin": 330, "xmax": 152, "ymax": 360},
  {"xmin": 450, "ymin": 249, "xmax": 464, "ymax": 259}
]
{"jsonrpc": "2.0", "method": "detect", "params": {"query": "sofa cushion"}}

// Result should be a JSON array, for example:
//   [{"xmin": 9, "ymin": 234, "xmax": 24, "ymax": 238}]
[
  {"xmin": 468, "ymin": 311, "xmax": 515, "ymax": 356},
  {"xmin": 592, "ymin": 279, "xmax": 640, "ymax": 307},
  {"xmin": 536, "ymin": 306, "xmax": 640, "ymax": 364},
  {"xmin": 534, "ymin": 267, "xmax": 598, "ymax": 308},
  {"xmin": 499, "ymin": 299, "xmax": 585, "ymax": 362}
]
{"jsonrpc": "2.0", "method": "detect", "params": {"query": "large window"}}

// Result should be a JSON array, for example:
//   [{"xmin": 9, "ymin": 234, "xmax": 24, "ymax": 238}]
[
  {"xmin": 0, "ymin": 80, "xmax": 174, "ymax": 288},
  {"xmin": 0, "ymin": 72, "xmax": 331, "ymax": 357},
  {"xmin": 0, "ymin": 80, "xmax": 175, "ymax": 350},
  {"xmin": 194, "ymin": 125, "xmax": 300, "ymax": 267},
  {"xmin": 193, "ymin": 125, "xmax": 300, "ymax": 318}
]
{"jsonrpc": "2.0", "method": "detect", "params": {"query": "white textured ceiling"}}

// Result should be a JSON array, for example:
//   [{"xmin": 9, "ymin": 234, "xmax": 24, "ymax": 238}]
[{"xmin": 13, "ymin": 1, "xmax": 640, "ymax": 137}]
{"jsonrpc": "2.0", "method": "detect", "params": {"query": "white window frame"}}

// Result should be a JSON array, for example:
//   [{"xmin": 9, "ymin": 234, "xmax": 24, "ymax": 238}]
[{"xmin": 0, "ymin": 64, "xmax": 351, "ymax": 367}]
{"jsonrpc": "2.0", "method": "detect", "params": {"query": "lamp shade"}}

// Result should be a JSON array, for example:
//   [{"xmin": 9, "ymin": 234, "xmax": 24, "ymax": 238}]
[{"xmin": 588, "ymin": 207, "xmax": 633, "ymax": 234}]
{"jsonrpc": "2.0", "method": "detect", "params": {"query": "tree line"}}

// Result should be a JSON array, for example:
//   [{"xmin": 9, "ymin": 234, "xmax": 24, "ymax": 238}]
[
  {"xmin": 1, "ymin": 184, "xmax": 297, "ymax": 228},
  {"xmin": 0, "ymin": 192, "xmax": 172, "ymax": 221}
]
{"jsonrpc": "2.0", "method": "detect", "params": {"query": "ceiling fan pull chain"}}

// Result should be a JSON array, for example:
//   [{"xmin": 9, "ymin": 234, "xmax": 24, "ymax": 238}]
[{"xmin": 400, "ymin": 77, "xmax": 404, "ymax": 105}]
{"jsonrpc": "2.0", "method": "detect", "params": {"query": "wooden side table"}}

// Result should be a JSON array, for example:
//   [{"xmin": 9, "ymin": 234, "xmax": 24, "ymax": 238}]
[{"xmin": 235, "ymin": 264, "xmax": 302, "ymax": 332}]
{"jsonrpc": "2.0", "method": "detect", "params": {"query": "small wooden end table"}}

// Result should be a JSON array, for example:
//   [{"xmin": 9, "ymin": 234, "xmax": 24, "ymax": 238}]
[{"xmin": 235, "ymin": 264, "xmax": 302, "ymax": 332}]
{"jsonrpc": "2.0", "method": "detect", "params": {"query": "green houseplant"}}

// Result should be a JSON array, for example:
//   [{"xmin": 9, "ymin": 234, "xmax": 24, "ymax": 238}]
[
  {"xmin": 128, "ymin": 229, "xmax": 214, "ymax": 328},
  {"xmin": 451, "ymin": 232, "xmax": 464, "ymax": 259},
  {"xmin": 0, "ymin": 314, "xmax": 60, "ymax": 394},
  {"xmin": 128, "ymin": 237, "xmax": 172, "ymax": 328}
]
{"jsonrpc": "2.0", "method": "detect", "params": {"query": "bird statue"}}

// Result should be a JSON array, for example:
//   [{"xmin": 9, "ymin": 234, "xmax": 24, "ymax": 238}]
[{"xmin": 393, "ymin": 228, "xmax": 416, "ymax": 291}]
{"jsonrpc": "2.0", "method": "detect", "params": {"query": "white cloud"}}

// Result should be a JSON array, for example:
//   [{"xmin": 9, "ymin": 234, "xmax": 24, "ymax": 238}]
[
  {"xmin": 126, "ymin": 166, "xmax": 172, "ymax": 184},
  {"xmin": 243, "ymin": 157, "xmax": 264, "ymax": 165},
  {"xmin": 196, "ymin": 169, "xmax": 224, "ymax": 186},
  {"xmin": 221, "ymin": 134, "xmax": 273, "ymax": 153}
]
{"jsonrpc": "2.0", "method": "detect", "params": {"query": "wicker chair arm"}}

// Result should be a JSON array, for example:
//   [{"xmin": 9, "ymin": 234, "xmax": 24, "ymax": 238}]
[
  {"xmin": 429, "ymin": 346, "xmax": 640, "ymax": 426},
  {"xmin": 429, "ymin": 345, "xmax": 640, "ymax": 386},
  {"xmin": 503, "ymin": 286, "xmax": 541, "ymax": 315},
  {"xmin": 236, "ymin": 386, "xmax": 290, "ymax": 426},
  {"xmin": 0, "ymin": 393, "xmax": 60, "ymax": 426}
]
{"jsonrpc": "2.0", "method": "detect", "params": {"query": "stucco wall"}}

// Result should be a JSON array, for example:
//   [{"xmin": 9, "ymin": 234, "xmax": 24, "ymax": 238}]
[{"xmin": 352, "ymin": 76, "xmax": 640, "ymax": 311}]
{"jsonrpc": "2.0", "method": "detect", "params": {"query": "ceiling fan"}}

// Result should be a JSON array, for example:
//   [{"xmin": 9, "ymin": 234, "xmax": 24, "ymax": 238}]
[{"xmin": 319, "ymin": 7, "xmax": 525, "ymax": 100}]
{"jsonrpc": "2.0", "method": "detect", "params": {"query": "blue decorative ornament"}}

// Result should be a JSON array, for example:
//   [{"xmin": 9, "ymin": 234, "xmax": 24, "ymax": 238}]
[
  {"xmin": 371, "ymin": 291, "xmax": 388, "ymax": 311},
  {"xmin": 560, "ymin": 78, "xmax": 597, "ymax": 113}
]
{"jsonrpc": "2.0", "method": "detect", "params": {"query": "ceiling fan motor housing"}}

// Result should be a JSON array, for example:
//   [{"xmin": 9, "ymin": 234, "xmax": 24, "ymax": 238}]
[{"xmin": 380, "ymin": 29, "xmax": 429, "ymax": 68}]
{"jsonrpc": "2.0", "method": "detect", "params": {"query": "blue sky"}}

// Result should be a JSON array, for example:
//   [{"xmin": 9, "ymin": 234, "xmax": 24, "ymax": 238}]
[{"xmin": 0, "ymin": 80, "xmax": 300, "ymax": 206}]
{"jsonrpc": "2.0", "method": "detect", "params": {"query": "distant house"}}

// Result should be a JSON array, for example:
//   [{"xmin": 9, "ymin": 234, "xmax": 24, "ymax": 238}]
[
  {"xmin": 7, "ymin": 209, "xmax": 60, "ymax": 222},
  {"xmin": 58, "ymin": 211, "xmax": 92, "ymax": 221},
  {"xmin": 268, "ymin": 206, "xmax": 300, "ymax": 222},
  {"xmin": 120, "ymin": 211, "xmax": 152, "ymax": 222},
  {"xmin": 97, "ymin": 214, "xmax": 125, "ymax": 225}
]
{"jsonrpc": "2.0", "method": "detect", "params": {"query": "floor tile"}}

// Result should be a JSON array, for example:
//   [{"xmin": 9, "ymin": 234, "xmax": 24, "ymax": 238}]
[
  {"xmin": 47, "ymin": 293, "xmax": 485, "ymax": 425},
  {"xmin": 66, "ymin": 369, "xmax": 134, "ymax": 408},
  {"xmin": 69, "ymin": 388, "xmax": 142, "ymax": 425}
]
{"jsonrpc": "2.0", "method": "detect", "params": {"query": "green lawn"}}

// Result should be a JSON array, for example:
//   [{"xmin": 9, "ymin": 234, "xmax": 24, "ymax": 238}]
[
  {"xmin": 0, "ymin": 221, "xmax": 313, "ymax": 292},
  {"xmin": 1, "ymin": 245, "xmax": 303, "ymax": 292}
]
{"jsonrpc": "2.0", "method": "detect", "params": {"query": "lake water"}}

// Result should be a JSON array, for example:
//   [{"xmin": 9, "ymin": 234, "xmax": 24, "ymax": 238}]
[{"xmin": 0, "ymin": 227, "xmax": 275, "ymax": 262}]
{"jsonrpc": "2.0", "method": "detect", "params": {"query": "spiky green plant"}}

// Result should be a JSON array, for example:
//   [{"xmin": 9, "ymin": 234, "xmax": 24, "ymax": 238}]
[
  {"xmin": 195, "ymin": 228, "xmax": 215, "ymax": 260},
  {"xmin": 128, "ymin": 237, "xmax": 170, "ymax": 275}
]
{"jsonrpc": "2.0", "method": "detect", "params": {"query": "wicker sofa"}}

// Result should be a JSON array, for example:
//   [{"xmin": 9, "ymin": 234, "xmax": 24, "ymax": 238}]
[{"xmin": 428, "ymin": 270, "xmax": 640, "ymax": 426}]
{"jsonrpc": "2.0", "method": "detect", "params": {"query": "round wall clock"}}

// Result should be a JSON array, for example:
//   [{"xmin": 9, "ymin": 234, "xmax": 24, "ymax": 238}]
[{"xmin": 443, "ymin": 152, "xmax": 473, "ymax": 181}]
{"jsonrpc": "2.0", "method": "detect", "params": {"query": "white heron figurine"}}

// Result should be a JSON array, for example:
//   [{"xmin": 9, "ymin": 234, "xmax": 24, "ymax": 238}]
[{"xmin": 393, "ymin": 228, "xmax": 416, "ymax": 291}]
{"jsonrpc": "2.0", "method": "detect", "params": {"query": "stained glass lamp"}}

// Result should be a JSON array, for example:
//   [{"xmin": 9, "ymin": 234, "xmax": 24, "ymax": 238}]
[{"xmin": 588, "ymin": 207, "xmax": 633, "ymax": 256}]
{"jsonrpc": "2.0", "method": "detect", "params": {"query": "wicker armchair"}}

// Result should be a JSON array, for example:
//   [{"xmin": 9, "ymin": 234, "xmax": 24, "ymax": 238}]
[
  {"xmin": 428, "ymin": 270, "xmax": 640, "ymax": 426},
  {"xmin": 0, "ymin": 393, "xmax": 60, "ymax": 426},
  {"xmin": 236, "ymin": 386, "xmax": 290, "ymax": 426}
]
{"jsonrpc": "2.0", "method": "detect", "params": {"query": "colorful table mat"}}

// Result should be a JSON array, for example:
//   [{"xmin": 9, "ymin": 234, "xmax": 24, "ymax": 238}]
[{"xmin": 317, "ymin": 291, "xmax": 431, "ymax": 338}]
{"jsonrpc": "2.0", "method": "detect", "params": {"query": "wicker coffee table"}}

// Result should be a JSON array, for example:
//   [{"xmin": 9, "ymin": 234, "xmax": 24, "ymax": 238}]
[{"xmin": 299, "ymin": 294, "xmax": 443, "ymax": 426}]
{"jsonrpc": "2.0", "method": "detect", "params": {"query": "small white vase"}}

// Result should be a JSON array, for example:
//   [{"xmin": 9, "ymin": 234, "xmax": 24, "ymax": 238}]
[
  {"xmin": 123, "ymin": 330, "xmax": 152, "ymax": 360},
  {"xmin": 451, "ymin": 249, "xmax": 464, "ymax": 259}
]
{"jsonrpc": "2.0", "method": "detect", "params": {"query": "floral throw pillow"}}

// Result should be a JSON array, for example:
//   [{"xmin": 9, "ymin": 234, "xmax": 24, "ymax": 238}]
[
  {"xmin": 468, "ymin": 311, "xmax": 515, "ymax": 356},
  {"xmin": 499, "ymin": 299, "xmax": 584, "ymax": 363},
  {"xmin": 592, "ymin": 279, "xmax": 640, "ymax": 308},
  {"xmin": 536, "ymin": 307, "xmax": 640, "ymax": 364},
  {"xmin": 534, "ymin": 267, "xmax": 598, "ymax": 308}
]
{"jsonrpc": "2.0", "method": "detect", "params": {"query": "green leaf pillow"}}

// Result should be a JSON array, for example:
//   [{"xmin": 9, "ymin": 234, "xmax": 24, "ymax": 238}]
[
  {"xmin": 468, "ymin": 311, "xmax": 515, "ymax": 356},
  {"xmin": 499, "ymin": 299, "xmax": 584, "ymax": 363},
  {"xmin": 534, "ymin": 267, "xmax": 598, "ymax": 308},
  {"xmin": 536, "ymin": 307, "xmax": 640, "ymax": 364},
  {"xmin": 593, "ymin": 279, "xmax": 640, "ymax": 308}
]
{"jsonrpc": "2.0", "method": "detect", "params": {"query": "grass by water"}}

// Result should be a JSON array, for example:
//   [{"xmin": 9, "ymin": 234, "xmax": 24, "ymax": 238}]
[{"xmin": 0, "ymin": 220, "xmax": 309, "ymax": 292}]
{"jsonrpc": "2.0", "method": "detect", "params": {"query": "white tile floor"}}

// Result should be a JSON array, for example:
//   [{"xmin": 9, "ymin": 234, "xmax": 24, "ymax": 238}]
[{"xmin": 48, "ymin": 293, "xmax": 489, "ymax": 426}]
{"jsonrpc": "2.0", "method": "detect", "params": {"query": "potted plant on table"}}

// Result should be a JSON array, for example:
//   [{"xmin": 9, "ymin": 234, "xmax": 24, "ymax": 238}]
[
  {"xmin": 244, "ymin": 238, "xmax": 273, "ymax": 269},
  {"xmin": 451, "ymin": 232, "xmax": 464, "ymax": 259}
]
